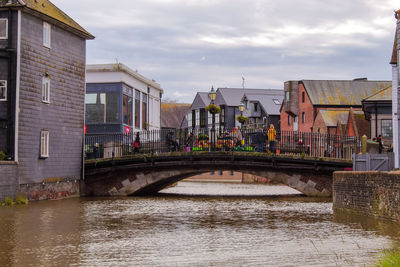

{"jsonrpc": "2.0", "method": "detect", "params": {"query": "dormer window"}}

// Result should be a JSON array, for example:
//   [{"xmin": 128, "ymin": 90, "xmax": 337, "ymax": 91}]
[
  {"xmin": 43, "ymin": 21, "xmax": 51, "ymax": 48},
  {"xmin": 0, "ymin": 19, "xmax": 8, "ymax": 39},
  {"xmin": 254, "ymin": 103, "xmax": 258, "ymax": 112},
  {"xmin": 273, "ymin": 99, "xmax": 280, "ymax": 105}
]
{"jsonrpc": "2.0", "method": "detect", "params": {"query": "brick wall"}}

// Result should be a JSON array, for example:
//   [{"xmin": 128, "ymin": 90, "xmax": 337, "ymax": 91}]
[
  {"xmin": 333, "ymin": 171, "xmax": 400, "ymax": 222},
  {"xmin": 298, "ymin": 83, "xmax": 314, "ymax": 132},
  {"xmin": 17, "ymin": 12, "xmax": 86, "ymax": 184},
  {"xmin": 310, "ymin": 109, "xmax": 328, "ymax": 133},
  {"xmin": 280, "ymin": 105, "xmax": 293, "ymax": 131},
  {"xmin": 0, "ymin": 162, "xmax": 18, "ymax": 201}
]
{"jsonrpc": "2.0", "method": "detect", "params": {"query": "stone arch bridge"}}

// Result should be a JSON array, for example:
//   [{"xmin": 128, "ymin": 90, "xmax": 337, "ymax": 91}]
[{"xmin": 83, "ymin": 152, "xmax": 351, "ymax": 197}]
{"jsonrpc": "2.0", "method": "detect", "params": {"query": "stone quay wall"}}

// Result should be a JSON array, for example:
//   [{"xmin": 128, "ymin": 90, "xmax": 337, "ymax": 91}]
[
  {"xmin": 0, "ymin": 162, "xmax": 19, "ymax": 201},
  {"xmin": 0, "ymin": 161, "xmax": 80, "ymax": 201},
  {"xmin": 333, "ymin": 171, "xmax": 400, "ymax": 222}
]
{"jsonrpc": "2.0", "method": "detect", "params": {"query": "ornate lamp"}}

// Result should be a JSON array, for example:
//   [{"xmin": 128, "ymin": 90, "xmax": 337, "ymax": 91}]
[
  {"xmin": 209, "ymin": 86, "xmax": 216, "ymax": 103},
  {"xmin": 238, "ymin": 101, "xmax": 245, "ymax": 113}
]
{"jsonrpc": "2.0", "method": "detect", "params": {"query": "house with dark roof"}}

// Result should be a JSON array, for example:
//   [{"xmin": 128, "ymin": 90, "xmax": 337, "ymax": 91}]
[
  {"xmin": 281, "ymin": 80, "xmax": 391, "ymax": 134},
  {"xmin": 240, "ymin": 90, "xmax": 284, "ymax": 129},
  {"xmin": 183, "ymin": 88, "xmax": 283, "ymax": 131},
  {"xmin": 0, "ymin": 0, "xmax": 93, "ymax": 201}
]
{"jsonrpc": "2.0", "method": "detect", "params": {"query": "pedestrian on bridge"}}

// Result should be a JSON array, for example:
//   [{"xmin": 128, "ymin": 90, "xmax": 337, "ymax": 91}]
[
  {"xmin": 267, "ymin": 124, "xmax": 276, "ymax": 153},
  {"xmin": 254, "ymin": 129, "xmax": 265, "ymax": 152},
  {"xmin": 133, "ymin": 132, "xmax": 140, "ymax": 154},
  {"xmin": 232, "ymin": 127, "xmax": 243, "ymax": 147}
]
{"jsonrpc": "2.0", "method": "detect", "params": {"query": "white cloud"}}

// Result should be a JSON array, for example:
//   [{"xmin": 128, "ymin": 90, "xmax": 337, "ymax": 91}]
[{"xmin": 51, "ymin": 0, "xmax": 396, "ymax": 103}]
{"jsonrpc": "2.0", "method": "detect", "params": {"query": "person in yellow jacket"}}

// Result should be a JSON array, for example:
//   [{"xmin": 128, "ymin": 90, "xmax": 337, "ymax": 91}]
[{"xmin": 267, "ymin": 124, "xmax": 276, "ymax": 153}]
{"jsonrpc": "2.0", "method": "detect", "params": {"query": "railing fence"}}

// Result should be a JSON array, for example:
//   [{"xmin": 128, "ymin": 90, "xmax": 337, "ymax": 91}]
[{"xmin": 85, "ymin": 128, "xmax": 361, "ymax": 160}]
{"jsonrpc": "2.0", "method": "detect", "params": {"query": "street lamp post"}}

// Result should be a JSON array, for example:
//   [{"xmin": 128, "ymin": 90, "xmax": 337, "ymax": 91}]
[
  {"xmin": 209, "ymin": 86, "xmax": 217, "ymax": 150},
  {"xmin": 238, "ymin": 101, "xmax": 245, "ymax": 129}
]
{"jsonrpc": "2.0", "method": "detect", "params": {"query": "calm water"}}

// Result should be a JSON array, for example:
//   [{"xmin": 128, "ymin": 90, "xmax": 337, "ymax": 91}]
[{"xmin": 1, "ymin": 182, "xmax": 400, "ymax": 267}]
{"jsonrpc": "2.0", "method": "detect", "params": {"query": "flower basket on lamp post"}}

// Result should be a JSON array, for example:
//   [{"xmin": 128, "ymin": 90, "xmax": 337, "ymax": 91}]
[
  {"xmin": 236, "ymin": 115, "xmax": 248, "ymax": 125},
  {"xmin": 205, "ymin": 104, "xmax": 220, "ymax": 114}
]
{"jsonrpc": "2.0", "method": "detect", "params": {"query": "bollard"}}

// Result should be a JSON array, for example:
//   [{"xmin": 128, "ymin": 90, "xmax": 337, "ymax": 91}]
[{"xmin": 362, "ymin": 135, "xmax": 367, "ymax": 154}]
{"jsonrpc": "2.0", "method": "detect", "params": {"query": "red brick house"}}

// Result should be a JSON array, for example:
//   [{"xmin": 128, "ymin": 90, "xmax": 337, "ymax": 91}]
[{"xmin": 280, "ymin": 80, "xmax": 391, "ymax": 135}]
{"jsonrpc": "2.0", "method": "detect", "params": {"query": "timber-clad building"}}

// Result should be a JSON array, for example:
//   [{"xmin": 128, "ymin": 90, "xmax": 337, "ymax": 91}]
[{"xmin": 0, "ymin": 0, "xmax": 93, "ymax": 200}]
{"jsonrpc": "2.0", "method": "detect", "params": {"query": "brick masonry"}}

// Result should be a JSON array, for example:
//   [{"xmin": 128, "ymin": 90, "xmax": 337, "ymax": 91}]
[
  {"xmin": 333, "ymin": 171, "xmax": 400, "ymax": 222},
  {"xmin": 0, "ymin": 162, "xmax": 18, "ymax": 201}
]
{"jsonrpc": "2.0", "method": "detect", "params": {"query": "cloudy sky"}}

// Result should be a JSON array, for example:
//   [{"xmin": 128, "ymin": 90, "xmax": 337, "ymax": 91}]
[{"xmin": 52, "ymin": 0, "xmax": 399, "ymax": 103}]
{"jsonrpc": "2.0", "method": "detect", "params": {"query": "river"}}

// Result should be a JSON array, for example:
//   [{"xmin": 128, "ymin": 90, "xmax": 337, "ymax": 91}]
[{"xmin": 1, "ymin": 182, "xmax": 399, "ymax": 266}]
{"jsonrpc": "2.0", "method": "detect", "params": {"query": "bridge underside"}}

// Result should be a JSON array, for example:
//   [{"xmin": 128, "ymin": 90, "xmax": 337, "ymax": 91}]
[{"xmin": 84, "ymin": 154, "xmax": 348, "ymax": 197}]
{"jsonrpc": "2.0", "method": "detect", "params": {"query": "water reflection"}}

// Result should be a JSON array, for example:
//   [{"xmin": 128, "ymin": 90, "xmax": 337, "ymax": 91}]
[{"xmin": 0, "ymin": 182, "xmax": 399, "ymax": 266}]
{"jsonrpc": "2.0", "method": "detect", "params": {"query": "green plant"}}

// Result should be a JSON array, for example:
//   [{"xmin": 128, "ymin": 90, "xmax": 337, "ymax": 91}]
[
  {"xmin": 0, "ymin": 151, "xmax": 6, "ymax": 161},
  {"xmin": 301, "ymin": 151, "xmax": 306, "ymax": 159},
  {"xmin": 205, "ymin": 104, "xmax": 221, "ymax": 114},
  {"xmin": 236, "ymin": 115, "xmax": 248, "ymax": 124},
  {"xmin": 15, "ymin": 194, "xmax": 28, "ymax": 205},
  {"xmin": 198, "ymin": 134, "xmax": 209, "ymax": 141},
  {"xmin": 376, "ymin": 247, "xmax": 400, "ymax": 266},
  {"xmin": 4, "ymin": 197, "xmax": 13, "ymax": 206}
]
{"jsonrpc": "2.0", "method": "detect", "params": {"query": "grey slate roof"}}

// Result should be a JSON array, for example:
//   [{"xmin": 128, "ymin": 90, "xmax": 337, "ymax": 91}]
[
  {"xmin": 244, "ymin": 91, "xmax": 284, "ymax": 115},
  {"xmin": 302, "ymin": 80, "xmax": 392, "ymax": 106},
  {"xmin": 215, "ymin": 88, "xmax": 283, "ymax": 106},
  {"xmin": 190, "ymin": 92, "xmax": 210, "ymax": 110}
]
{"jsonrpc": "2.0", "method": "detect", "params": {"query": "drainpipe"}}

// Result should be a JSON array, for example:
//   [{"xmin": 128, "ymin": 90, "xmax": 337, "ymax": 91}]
[
  {"xmin": 14, "ymin": 10, "xmax": 21, "ymax": 162},
  {"xmin": 393, "ymin": 11, "xmax": 400, "ymax": 168},
  {"xmin": 375, "ymin": 103, "xmax": 378, "ymax": 139},
  {"xmin": 393, "ymin": 61, "xmax": 399, "ymax": 168},
  {"xmin": 6, "ymin": 8, "xmax": 13, "ymax": 158}
]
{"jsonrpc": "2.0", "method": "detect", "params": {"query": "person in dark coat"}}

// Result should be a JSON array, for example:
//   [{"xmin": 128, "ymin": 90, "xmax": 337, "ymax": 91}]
[
  {"xmin": 378, "ymin": 135, "xmax": 383, "ymax": 154},
  {"xmin": 254, "ymin": 129, "xmax": 265, "ymax": 152},
  {"xmin": 166, "ymin": 131, "xmax": 179, "ymax": 151},
  {"xmin": 133, "ymin": 132, "xmax": 140, "ymax": 154}
]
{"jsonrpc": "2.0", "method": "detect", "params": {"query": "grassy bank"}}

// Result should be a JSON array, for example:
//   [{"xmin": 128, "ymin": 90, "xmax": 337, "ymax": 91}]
[{"xmin": 376, "ymin": 247, "xmax": 400, "ymax": 266}]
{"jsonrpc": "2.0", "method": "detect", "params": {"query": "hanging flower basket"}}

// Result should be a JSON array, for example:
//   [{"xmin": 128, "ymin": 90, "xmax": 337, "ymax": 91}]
[
  {"xmin": 198, "ymin": 134, "xmax": 209, "ymax": 141},
  {"xmin": 206, "ymin": 104, "xmax": 221, "ymax": 114},
  {"xmin": 236, "ymin": 115, "xmax": 248, "ymax": 124}
]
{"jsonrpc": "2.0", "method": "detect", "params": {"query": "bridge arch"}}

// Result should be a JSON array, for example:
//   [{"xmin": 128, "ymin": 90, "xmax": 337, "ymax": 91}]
[{"xmin": 84, "ymin": 153, "xmax": 350, "ymax": 197}]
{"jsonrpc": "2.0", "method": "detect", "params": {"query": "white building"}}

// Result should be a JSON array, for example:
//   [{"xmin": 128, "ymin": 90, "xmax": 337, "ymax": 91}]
[{"xmin": 85, "ymin": 63, "xmax": 163, "ymax": 134}]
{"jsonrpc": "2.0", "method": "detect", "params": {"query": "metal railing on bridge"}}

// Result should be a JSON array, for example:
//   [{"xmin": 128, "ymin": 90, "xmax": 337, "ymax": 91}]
[{"xmin": 85, "ymin": 128, "xmax": 360, "ymax": 160}]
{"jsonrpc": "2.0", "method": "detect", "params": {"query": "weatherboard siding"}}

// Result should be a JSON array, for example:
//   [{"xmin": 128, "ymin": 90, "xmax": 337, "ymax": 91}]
[{"xmin": 17, "ymin": 12, "xmax": 85, "ymax": 184}]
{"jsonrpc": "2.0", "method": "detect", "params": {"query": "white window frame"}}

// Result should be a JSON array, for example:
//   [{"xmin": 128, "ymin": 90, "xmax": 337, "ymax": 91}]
[
  {"xmin": 187, "ymin": 113, "xmax": 192, "ymax": 128},
  {"xmin": 0, "ymin": 80, "xmax": 6, "ymax": 101},
  {"xmin": 0, "ymin": 18, "xmax": 8, "ymax": 39},
  {"xmin": 40, "ymin": 131, "xmax": 49, "ymax": 158},
  {"xmin": 42, "ymin": 77, "xmax": 50, "ymax": 103},
  {"xmin": 43, "ymin": 21, "xmax": 51, "ymax": 48}
]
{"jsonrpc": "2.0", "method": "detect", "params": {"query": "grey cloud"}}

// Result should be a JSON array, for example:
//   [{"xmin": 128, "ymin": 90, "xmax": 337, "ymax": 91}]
[{"xmin": 53, "ymin": 0, "xmax": 396, "ymax": 102}]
